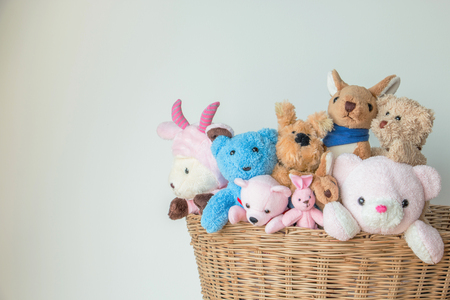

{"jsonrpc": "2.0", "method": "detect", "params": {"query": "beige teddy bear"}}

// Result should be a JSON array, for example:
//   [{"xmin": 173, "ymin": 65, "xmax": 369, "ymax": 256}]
[{"xmin": 371, "ymin": 94, "xmax": 435, "ymax": 166}]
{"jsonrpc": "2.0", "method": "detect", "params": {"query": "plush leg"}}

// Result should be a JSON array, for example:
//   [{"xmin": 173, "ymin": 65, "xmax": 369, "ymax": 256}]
[
  {"xmin": 265, "ymin": 215, "xmax": 286, "ymax": 234},
  {"xmin": 323, "ymin": 202, "xmax": 360, "ymax": 241},
  {"xmin": 193, "ymin": 193, "xmax": 213, "ymax": 215},
  {"xmin": 168, "ymin": 197, "xmax": 189, "ymax": 220},
  {"xmin": 354, "ymin": 141, "xmax": 371, "ymax": 160},
  {"xmin": 404, "ymin": 220, "xmax": 444, "ymax": 264},
  {"xmin": 228, "ymin": 205, "xmax": 247, "ymax": 224}
]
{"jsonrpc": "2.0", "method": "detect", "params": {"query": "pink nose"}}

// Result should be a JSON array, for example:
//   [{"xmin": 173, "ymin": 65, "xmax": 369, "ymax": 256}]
[{"xmin": 376, "ymin": 205, "xmax": 387, "ymax": 213}]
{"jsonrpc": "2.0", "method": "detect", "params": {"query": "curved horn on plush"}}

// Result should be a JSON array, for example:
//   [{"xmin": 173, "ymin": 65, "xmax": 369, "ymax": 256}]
[
  {"xmin": 171, "ymin": 99, "xmax": 190, "ymax": 129},
  {"xmin": 198, "ymin": 102, "xmax": 220, "ymax": 133}
]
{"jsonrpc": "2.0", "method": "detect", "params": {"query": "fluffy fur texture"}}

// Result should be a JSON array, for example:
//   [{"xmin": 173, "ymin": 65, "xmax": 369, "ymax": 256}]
[
  {"xmin": 282, "ymin": 175, "xmax": 324, "ymax": 229},
  {"xmin": 324, "ymin": 154, "xmax": 443, "ymax": 264},
  {"xmin": 371, "ymin": 94, "xmax": 435, "ymax": 166},
  {"xmin": 201, "ymin": 128, "xmax": 278, "ymax": 233},
  {"xmin": 228, "ymin": 175, "xmax": 291, "ymax": 234},
  {"xmin": 271, "ymin": 100, "xmax": 339, "ymax": 208},
  {"xmin": 324, "ymin": 70, "xmax": 400, "ymax": 159},
  {"xmin": 157, "ymin": 100, "xmax": 231, "ymax": 220}
]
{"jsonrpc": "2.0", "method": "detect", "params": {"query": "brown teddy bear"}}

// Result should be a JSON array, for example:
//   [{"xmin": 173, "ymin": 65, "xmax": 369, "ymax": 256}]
[
  {"xmin": 371, "ymin": 94, "xmax": 435, "ymax": 223},
  {"xmin": 371, "ymin": 94, "xmax": 435, "ymax": 166},
  {"xmin": 323, "ymin": 69, "xmax": 401, "ymax": 159},
  {"xmin": 271, "ymin": 100, "xmax": 338, "ymax": 209}
]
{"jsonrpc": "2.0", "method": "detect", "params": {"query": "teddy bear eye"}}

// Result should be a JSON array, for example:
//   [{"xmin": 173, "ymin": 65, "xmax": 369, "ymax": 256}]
[
  {"xmin": 333, "ymin": 97, "xmax": 339, "ymax": 103},
  {"xmin": 185, "ymin": 168, "xmax": 189, "ymax": 174},
  {"xmin": 252, "ymin": 147, "xmax": 259, "ymax": 152},
  {"xmin": 265, "ymin": 209, "xmax": 270, "ymax": 214},
  {"xmin": 246, "ymin": 203, "xmax": 250, "ymax": 209},
  {"xmin": 358, "ymin": 197, "xmax": 365, "ymax": 205},
  {"xmin": 230, "ymin": 150, "xmax": 235, "ymax": 155},
  {"xmin": 368, "ymin": 103, "xmax": 373, "ymax": 112},
  {"xmin": 395, "ymin": 116, "xmax": 401, "ymax": 121},
  {"xmin": 292, "ymin": 131, "xmax": 296, "ymax": 134},
  {"xmin": 386, "ymin": 112, "xmax": 390, "ymax": 116},
  {"xmin": 402, "ymin": 199, "xmax": 409, "ymax": 208}
]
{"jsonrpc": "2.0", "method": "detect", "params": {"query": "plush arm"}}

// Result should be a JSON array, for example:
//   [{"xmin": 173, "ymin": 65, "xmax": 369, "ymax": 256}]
[
  {"xmin": 323, "ymin": 202, "xmax": 360, "ymax": 241},
  {"xmin": 265, "ymin": 215, "xmax": 286, "ymax": 234},
  {"xmin": 282, "ymin": 209, "xmax": 303, "ymax": 227},
  {"xmin": 201, "ymin": 187, "xmax": 240, "ymax": 233},
  {"xmin": 228, "ymin": 205, "xmax": 247, "ymax": 224},
  {"xmin": 310, "ymin": 207, "xmax": 324, "ymax": 227}
]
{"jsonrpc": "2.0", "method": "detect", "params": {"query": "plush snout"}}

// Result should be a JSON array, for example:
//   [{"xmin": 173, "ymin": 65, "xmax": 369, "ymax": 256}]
[
  {"xmin": 361, "ymin": 198, "xmax": 404, "ymax": 231},
  {"xmin": 246, "ymin": 210, "xmax": 271, "ymax": 226}
]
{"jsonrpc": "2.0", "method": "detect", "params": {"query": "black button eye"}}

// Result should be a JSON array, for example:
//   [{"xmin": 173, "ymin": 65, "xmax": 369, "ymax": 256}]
[
  {"xmin": 252, "ymin": 147, "xmax": 259, "ymax": 152},
  {"xmin": 368, "ymin": 103, "xmax": 373, "ymax": 112},
  {"xmin": 292, "ymin": 131, "xmax": 296, "ymax": 134},
  {"xmin": 358, "ymin": 197, "xmax": 365, "ymax": 205},
  {"xmin": 395, "ymin": 116, "xmax": 401, "ymax": 121},
  {"xmin": 402, "ymin": 199, "xmax": 409, "ymax": 208},
  {"xmin": 246, "ymin": 203, "xmax": 250, "ymax": 209},
  {"xmin": 265, "ymin": 209, "xmax": 270, "ymax": 214},
  {"xmin": 185, "ymin": 168, "xmax": 189, "ymax": 174},
  {"xmin": 386, "ymin": 112, "xmax": 390, "ymax": 116},
  {"xmin": 333, "ymin": 97, "xmax": 339, "ymax": 103},
  {"xmin": 230, "ymin": 150, "xmax": 235, "ymax": 155}
]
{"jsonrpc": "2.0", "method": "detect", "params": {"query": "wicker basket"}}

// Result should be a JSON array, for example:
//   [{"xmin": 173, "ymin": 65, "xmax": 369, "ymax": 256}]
[{"xmin": 186, "ymin": 204, "xmax": 450, "ymax": 299}]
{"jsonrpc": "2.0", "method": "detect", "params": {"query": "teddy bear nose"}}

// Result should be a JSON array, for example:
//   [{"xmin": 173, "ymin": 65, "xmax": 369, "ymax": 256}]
[
  {"xmin": 295, "ymin": 133, "xmax": 310, "ymax": 146},
  {"xmin": 243, "ymin": 166, "xmax": 251, "ymax": 171},
  {"xmin": 345, "ymin": 101, "xmax": 356, "ymax": 112},
  {"xmin": 249, "ymin": 217, "xmax": 258, "ymax": 224},
  {"xmin": 380, "ymin": 120, "xmax": 388, "ymax": 129},
  {"xmin": 376, "ymin": 205, "xmax": 387, "ymax": 213},
  {"xmin": 170, "ymin": 183, "xmax": 175, "ymax": 189}
]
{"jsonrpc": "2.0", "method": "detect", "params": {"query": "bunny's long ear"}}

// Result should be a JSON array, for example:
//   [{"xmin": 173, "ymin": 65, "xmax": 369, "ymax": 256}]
[
  {"xmin": 369, "ymin": 75, "xmax": 401, "ymax": 98},
  {"xmin": 327, "ymin": 70, "xmax": 348, "ymax": 96}
]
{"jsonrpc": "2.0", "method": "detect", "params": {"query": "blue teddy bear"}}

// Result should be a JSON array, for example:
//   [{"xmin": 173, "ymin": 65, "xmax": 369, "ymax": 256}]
[{"xmin": 201, "ymin": 128, "xmax": 278, "ymax": 233}]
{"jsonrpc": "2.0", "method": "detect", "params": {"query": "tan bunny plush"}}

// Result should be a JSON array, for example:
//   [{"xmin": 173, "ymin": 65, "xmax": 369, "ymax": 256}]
[{"xmin": 323, "ymin": 70, "xmax": 401, "ymax": 160}]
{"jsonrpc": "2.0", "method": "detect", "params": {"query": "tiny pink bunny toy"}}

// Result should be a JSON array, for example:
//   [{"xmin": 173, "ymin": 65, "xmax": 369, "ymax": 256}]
[
  {"xmin": 228, "ymin": 175, "xmax": 291, "ymax": 234},
  {"xmin": 282, "ymin": 174, "xmax": 324, "ymax": 229}
]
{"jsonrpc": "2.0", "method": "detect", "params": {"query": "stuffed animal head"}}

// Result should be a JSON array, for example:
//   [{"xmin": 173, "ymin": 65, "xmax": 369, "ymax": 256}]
[
  {"xmin": 327, "ymin": 70, "xmax": 401, "ymax": 129},
  {"xmin": 333, "ymin": 154, "xmax": 441, "ymax": 235},
  {"xmin": 157, "ymin": 99, "xmax": 233, "ymax": 199},
  {"xmin": 235, "ymin": 175, "xmax": 291, "ymax": 226},
  {"xmin": 371, "ymin": 95, "xmax": 435, "ymax": 149},
  {"xmin": 212, "ymin": 128, "xmax": 278, "ymax": 181},
  {"xmin": 289, "ymin": 174, "xmax": 316, "ymax": 211},
  {"xmin": 275, "ymin": 101, "xmax": 333, "ymax": 172}
]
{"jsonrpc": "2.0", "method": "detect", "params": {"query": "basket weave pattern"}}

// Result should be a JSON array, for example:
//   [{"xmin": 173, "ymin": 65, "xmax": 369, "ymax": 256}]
[{"xmin": 186, "ymin": 205, "xmax": 450, "ymax": 299}]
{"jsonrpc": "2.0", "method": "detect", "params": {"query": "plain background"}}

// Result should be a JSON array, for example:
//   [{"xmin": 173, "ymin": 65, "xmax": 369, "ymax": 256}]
[{"xmin": 1, "ymin": 1, "xmax": 450, "ymax": 299}]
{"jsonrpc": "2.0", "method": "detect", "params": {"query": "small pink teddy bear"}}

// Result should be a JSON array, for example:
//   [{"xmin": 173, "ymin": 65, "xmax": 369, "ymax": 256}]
[
  {"xmin": 282, "ymin": 174, "xmax": 324, "ymax": 229},
  {"xmin": 228, "ymin": 175, "xmax": 292, "ymax": 234}
]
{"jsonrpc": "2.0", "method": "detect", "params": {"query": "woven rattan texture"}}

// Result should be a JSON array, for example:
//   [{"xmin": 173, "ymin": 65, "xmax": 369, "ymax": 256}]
[{"xmin": 186, "ymin": 205, "xmax": 450, "ymax": 299}]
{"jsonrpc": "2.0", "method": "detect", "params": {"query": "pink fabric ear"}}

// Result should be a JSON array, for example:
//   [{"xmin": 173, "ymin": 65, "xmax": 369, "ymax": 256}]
[
  {"xmin": 289, "ymin": 174, "xmax": 304, "ymax": 189},
  {"xmin": 157, "ymin": 122, "xmax": 182, "ymax": 140},
  {"xmin": 333, "ymin": 154, "xmax": 362, "ymax": 186},
  {"xmin": 270, "ymin": 185, "xmax": 292, "ymax": 198},
  {"xmin": 413, "ymin": 165, "xmax": 441, "ymax": 201},
  {"xmin": 234, "ymin": 178, "xmax": 249, "ymax": 188},
  {"xmin": 301, "ymin": 175, "xmax": 313, "ymax": 188}
]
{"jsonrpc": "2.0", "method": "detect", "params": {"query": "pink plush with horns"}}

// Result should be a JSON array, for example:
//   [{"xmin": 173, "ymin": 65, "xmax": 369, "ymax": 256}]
[
  {"xmin": 323, "ymin": 154, "xmax": 444, "ymax": 264},
  {"xmin": 282, "ymin": 174, "xmax": 323, "ymax": 229},
  {"xmin": 228, "ymin": 175, "xmax": 291, "ymax": 234}
]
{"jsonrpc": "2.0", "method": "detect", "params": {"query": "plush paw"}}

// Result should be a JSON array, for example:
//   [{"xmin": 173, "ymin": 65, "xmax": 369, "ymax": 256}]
[
  {"xmin": 201, "ymin": 190, "xmax": 239, "ymax": 233},
  {"xmin": 228, "ymin": 205, "xmax": 247, "ymax": 224},
  {"xmin": 193, "ymin": 193, "xmax": 213, "ymax": 215},
  {"xmin": 323, "ymin": 202, "xmax": 360, "ymax": 241},
  {"xmin": 404, "ymin": 220, "xmax": 444, "ymax": 264},
  {"xmin": 265, "ymin": 215, "xmax": 286, "ymax": 234},
  {"xmin": 168, "ymin": 198, "xmax": 189, "ymax": 220}
]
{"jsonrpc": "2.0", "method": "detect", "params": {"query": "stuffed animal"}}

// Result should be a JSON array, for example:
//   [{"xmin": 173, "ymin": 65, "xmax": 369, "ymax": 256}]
[
  {"xmin": 323, "ymin": 70, "xmax": 401, "ymax": 159},
  {"xmin": 157, "ymin": 99, "xmax": 232, "ymax": 220},
  {"xmin": 271, "ymin": 100, "xmax": 339, "ymax": 209},
  {"xmin": 323, "ymin": 154, "xmax": 443, "ymax": 264},
  {"xmin": 371, "ymin": 94, "xmax": 435, "ymax": 166},
  {"xmin": 201, "ymin": 128, "xmax": 278, "ymax": 233},
  {"xmin": 282, "ymin": 174, "xmax": 323, "ymax": 229},
  {"xmin": 228, "ymin": 175, "xmax": 292, "ymax": 234}
]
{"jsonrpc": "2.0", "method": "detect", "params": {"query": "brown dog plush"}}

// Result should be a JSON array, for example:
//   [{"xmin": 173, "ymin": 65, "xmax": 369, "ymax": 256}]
[
  {"xmin": 371, "ymin": 94, "xmax": 435, "ymax": 166},
  {"xmin": 323, "ymin": 70, "xmax": 401, "ymax": 159},
  {"xmin": 272, "ymin": 100, "xmax": 338, "ymax": 209}
]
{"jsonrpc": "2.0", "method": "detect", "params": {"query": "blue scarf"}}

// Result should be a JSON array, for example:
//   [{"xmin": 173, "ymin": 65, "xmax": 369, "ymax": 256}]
[{"xmin": 323, "ymin": 124, "xmax": 369, "ymax": 147}]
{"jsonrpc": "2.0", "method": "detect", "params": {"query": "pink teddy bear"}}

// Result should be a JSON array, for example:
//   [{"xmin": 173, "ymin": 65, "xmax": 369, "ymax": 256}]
[
  {"xmin": 282, "ymin": 174, "xmax": 324, "ymax": 229},
  {"xmin": 324, "ymin": 154, "xmax": 443, "ymax": 264},
  {"xmin": 228, "ymin": 175, "xmax": 291, "ymax": 234}
]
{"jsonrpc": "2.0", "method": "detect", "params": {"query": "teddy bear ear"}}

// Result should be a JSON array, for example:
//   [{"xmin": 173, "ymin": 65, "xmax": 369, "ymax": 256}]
[
  {"xmin": 413, "ymin": 165, "xmax": 441, "ymax": 201},
  {"xmin": 307, "ymin": 111, "xmax": 334, "ymax": 138},
  {"xmin": 206, "ymin": 124, "xmax": 234, "ymax": 142},
  {"xmin": 270, "ymin": 185, "xmax": 292, "ymax": 198},
  {"xmin": 368, "ymin": 75, "xmax": 401, "ymax": 98},
  {"xmin": 327, "ymin": 70, "xmax": 348, "ymax": 96},
  {"xmin": 234, "ymin": 178, "xmax": 249, "ymax": 188},
  {"xmin": 257, "ymin": 128, "xmax": 278, "ymax": 145},
  {"xmin": 333, "ymin": 154, "xmax": 362, "ymax": 186},
  {"xmin": 157, "ymin": 122, "xmax": 183, "ymax": 140},
  {"xmin": 210, "ymin": 135, "xmax": 231, "ymax": 157}
]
